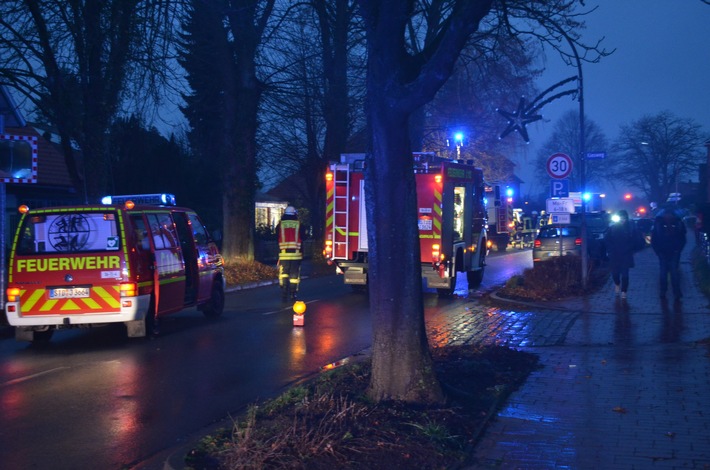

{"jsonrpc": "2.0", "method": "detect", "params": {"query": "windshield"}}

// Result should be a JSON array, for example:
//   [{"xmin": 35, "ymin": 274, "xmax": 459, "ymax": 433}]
[
  {"xmin": 539, "ymin": 226, "xmax": 579, "ymax": 238},
  {"xmin": 16, "ymin": 211, "xmax": 121, "ymax": 255},
  {"xmin": 570, "ymin": 213, "xmax": 609, "ymax": 232}
]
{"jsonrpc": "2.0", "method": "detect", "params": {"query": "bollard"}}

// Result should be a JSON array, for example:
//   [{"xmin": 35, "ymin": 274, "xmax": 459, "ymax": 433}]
[{"xmin": 292, "ymin": 300, "xmax": 306, "ymax": 326}]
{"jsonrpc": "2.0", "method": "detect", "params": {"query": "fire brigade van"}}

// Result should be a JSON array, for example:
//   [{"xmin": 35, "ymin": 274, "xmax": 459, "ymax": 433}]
[
  {"xmin": 324, "ymin": 152, "xmax": 488, "ymax": 295},
  {"xmin": 5, "ymin": 193, "xmax": 225, "ymax": 343}
]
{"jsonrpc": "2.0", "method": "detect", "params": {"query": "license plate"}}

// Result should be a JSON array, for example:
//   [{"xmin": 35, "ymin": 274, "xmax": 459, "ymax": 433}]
[{"xmin": 49, "ymin": 287, "xmax": 90, "ymax": 299}]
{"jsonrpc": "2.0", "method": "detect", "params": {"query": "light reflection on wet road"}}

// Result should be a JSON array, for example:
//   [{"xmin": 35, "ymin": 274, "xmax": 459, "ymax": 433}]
[{"xmin": 0, "ymin": 248, "xmax": 543, "ymax": 469}]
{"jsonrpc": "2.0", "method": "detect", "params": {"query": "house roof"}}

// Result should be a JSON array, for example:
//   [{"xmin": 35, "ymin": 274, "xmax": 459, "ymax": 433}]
[
  {"xmin": 3, "ymin": 125, "xmax": 75, "ymax": 189},
  {"xmin": 255, "ymin": 191, "xmax": 289, "ymax": 204},
  {"xmin": 0, "ymin": 85, "xmax": 75, "ymax": 190}
]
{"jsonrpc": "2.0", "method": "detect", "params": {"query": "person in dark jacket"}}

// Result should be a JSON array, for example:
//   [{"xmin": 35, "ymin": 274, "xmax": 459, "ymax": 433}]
[
  {"xmin": 651, "ymin": 207, "xmax": 687, "ymax": 301},
  {"xmin": 603, "ymin": 210, "xmax": 644, "ymax": 300}
]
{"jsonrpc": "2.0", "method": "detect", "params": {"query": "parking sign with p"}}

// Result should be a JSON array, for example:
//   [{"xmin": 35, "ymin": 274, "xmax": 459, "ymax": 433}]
[{"xmin": 550, "ymin": 179, "xmax": 569, "ymax": 198}]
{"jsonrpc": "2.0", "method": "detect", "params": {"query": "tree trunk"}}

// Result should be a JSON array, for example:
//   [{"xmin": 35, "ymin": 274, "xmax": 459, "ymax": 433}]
[
  {"xmin": 365, "ymin": 105, "xmax": 444, "ymax": 404},
  {"xmin": 221, "ymin": 86, "xmax": 259, "ymax": 261},
  {"xmin": 358, "ymin": 0, "xmax": 494, "ymax": 404}
]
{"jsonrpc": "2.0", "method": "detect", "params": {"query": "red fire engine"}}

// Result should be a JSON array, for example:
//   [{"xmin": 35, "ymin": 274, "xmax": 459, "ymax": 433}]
[
  {"xmin": 323, "ymin": 152, "xmax": 488, "ymax": 295},
  {"xmin": 484, "ymin": 184, "xmax": 514, "ymax": 252}
]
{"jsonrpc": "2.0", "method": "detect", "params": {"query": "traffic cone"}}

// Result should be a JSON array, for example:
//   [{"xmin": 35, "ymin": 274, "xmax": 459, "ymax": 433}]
[{"xmin": 292, "ymin": 300, "xmax": 306, "ymax": 326}]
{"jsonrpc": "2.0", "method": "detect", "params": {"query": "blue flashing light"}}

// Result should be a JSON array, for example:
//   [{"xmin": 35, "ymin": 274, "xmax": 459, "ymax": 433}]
[
  {"xmin": 101, "ymin": 193, "xmax": 177, "ymax": 206},
  {"xmin": 454, "ymin": 132, "xmax": 464, "ymax": 143},
  {"xmin": 582, "ymin": 192, "xmax": 592, "ymax": 201},
  {"xmin": 506, "ymin": 188, "xmax": 514, "ymax": 197}
]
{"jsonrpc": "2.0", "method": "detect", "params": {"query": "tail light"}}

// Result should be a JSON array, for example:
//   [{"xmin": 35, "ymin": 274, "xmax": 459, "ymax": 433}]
[
  {"xmin": 534, "ymin": 240, "xmax": 541, "ymax": 248},
  {"xmin": 575, "ymin": 238, "xmax": 582, "ymax": 246},
  {"xmin": 431, "ymin": 244, "xmax": 440, "ymax": 263},
  {"xmin": 120, "ymin": 282, "xmax": 137, "ymax": 297},
  {"xmin": 6, "ymin": 287, "xmax": 21, "ymax": 302},
  {"xmin": 323, "ymin": 240, "xmax": 333, "ymax": 257}
]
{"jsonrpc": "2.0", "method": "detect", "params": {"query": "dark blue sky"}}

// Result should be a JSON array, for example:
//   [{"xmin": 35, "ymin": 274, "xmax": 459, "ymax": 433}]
[{"xmin": 517, "ymin": 0, "xmax": 710, "ymax": 201}]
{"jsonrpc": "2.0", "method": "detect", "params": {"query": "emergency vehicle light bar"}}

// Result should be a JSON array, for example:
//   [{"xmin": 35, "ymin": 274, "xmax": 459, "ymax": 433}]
[{"xmin": 101, "ymin": 193, "xmax": 176, "ymax": 206}]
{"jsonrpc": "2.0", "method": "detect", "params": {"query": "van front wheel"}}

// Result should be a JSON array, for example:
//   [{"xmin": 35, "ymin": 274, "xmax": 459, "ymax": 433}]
[{"xmin": 202, "ymin": 281, "xmax": 225, "ymax": 318}]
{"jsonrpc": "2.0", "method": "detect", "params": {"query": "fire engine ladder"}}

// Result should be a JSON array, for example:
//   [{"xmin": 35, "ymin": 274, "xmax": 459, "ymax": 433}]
[{"xmin": 332, "ymin": 164, "xmax": 350, "ymax": 259}]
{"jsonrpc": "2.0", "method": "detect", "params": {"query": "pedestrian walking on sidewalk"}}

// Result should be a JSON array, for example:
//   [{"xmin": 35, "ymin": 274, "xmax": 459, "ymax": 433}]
[
  {"xmin": 604, "ymin": 210, "xmax": 645, "ymax": 300},
  {"xmin": 651, "ymin": 207, "xmax": 687, "ymax": 301}
]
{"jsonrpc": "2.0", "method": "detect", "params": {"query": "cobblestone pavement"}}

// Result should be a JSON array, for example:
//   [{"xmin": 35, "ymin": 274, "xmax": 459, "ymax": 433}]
[{"xmin": 427, "ymin": 232, "xmax": 710, "ymax": 469}]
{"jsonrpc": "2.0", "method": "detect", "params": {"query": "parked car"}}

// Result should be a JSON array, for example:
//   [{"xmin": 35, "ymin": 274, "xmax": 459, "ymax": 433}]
[
  {"xmin": 633, "ymin": 218, "xmax": 654, "ymax": 246},
  {"xmin": 569, "ymin": 211, "xmax": 610, "ymax": 260},
  {"xmin": 532, "ymin": 224, "xmax": 583, "ymax": 264}
]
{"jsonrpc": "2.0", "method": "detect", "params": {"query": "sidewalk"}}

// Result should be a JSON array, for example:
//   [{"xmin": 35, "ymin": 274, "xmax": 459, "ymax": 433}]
[{"xmin": 467, "ymin": 232, "xmax": 710, "ymax": 469}]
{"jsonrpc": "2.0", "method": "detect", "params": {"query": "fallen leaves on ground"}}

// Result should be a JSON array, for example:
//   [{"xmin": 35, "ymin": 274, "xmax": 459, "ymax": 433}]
[{"xmin": 186, "ymin": 345, "xmax": 540, "ymax": 469}]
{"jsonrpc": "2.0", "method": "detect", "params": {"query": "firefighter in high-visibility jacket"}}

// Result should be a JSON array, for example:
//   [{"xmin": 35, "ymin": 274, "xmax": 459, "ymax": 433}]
[{"xmin": 277, "ymin": 206, "xmax": 303, "ymax": 300}]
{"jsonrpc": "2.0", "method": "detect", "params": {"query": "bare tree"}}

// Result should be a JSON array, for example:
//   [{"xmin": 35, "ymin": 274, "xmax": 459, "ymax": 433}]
[
  {"xmin": 258, "ymin": 0, "xmax": 363, "ymax": 242},
  {"xmin": 358, "ymin": 0, "xmax": 496, "ymax": 404},
  {"xmin": 613, "ymin": 111, "xmax": 706, "ymax": 205},
  {"xmin": 534, "ymin": 109, "xmax": 610, "ymax": 190},
  {"xmin": 356, "ymin": 0, "xmax": 608, "ymax": 404},
  {"xmin": 180, "ymin": 0, "xmax": 276, "ymax": 260},
  {"xmin": 0, "ymin": 0, "xmax": 180, "ymax": 201}
]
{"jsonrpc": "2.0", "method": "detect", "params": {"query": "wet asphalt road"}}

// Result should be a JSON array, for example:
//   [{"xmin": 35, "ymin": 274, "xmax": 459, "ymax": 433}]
[{"xmin": 0, "ymin": 248, "xmax": 532, "ymax": 469}]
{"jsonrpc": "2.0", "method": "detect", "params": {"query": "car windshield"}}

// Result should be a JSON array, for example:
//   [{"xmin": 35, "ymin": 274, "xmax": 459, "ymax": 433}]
[
  {"xmin": 539, "ymin": 226, "xmax": 579, "ymax": 238},
  {"xmin": 570, "ymin": 213, "xmax": 609, "ymax": 232},
  {"xmin": 585, "ymin": 217, "xmax": 608, "ymax": 231}
]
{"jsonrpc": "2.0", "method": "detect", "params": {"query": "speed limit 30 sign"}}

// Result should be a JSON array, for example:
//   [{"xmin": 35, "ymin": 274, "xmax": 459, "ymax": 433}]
[{"xmin": 546, "ymin": 153, "xmax": 573, "ymax": 179}]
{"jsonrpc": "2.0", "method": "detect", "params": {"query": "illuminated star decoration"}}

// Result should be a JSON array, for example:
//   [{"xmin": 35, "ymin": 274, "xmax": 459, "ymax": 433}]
[{"xmin": 497, "ymin": 97, "xmax": 543, "ymax": 143}]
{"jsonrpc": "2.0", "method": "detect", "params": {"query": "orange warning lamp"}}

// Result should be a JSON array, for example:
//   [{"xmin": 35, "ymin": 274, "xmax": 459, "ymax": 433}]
[
  {"xmin": 293, "ymin": 301, "xmax": 306, "ymax": 315},
  {"xmin": 293, "ymin": 301, "xmax": 306, "ymax": 326}
]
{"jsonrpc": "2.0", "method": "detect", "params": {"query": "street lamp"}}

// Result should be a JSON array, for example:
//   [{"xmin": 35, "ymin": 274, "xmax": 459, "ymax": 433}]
[{"xmin": 555, "ymin": 27, "xmax": 588, "ymax": 288}]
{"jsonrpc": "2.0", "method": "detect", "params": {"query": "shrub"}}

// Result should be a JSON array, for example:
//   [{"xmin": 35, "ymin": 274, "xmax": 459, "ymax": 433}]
[
  {"xmin": 255, "ymin": 224, "xmax": 278, "ymax": 241},
  {"xmin": 223, "ymin": 258, "xmax": 278, "ymax": 286},
  {"xmin": 498, "ymin": 256, "xmax": 608, "ymax": 302}
]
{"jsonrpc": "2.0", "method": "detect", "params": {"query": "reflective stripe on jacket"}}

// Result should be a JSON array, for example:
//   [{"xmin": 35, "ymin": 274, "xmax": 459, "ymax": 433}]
[{"xmin": 278, "ymin": 220, "xmax": 302, "ymax": 260}]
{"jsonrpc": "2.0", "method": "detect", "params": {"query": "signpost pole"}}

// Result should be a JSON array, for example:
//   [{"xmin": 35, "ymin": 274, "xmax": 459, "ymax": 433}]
[
  {"xmin": 576, "ymin": 44, "xmax": 588, "ymax": 289},
  {"xmin": 553, "ymin": 26, "xmax": 588, "ymax": 288},
  {"xmin": 1, "ymin": 182, "xmax": 5, "ymax": 313},
  {"xmin": 0, "ymin": 117, "xmax": 4, "ymax": 312}
]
